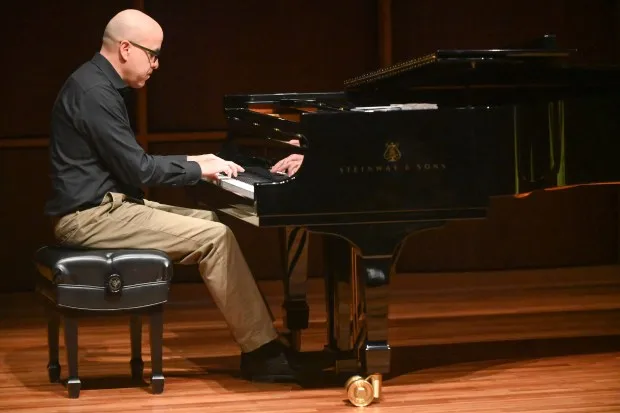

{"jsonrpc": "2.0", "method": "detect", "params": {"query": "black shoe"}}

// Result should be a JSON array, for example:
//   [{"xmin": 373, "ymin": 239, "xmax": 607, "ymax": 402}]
[{"xmin": 240, "ymin": 339, "xmax": 298, "ymax": 383}]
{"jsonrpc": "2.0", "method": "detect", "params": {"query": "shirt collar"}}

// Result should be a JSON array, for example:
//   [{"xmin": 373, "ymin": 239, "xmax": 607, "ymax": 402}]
[{"xmin": 91, "ymin": 52, "xmax": 129, "ymax": 91}]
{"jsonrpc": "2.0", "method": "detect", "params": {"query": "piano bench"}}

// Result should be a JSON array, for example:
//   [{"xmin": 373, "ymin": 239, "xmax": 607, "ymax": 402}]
[{"xmin": 33, "ymin": 246, "xmax": 174, "ymax": 399}]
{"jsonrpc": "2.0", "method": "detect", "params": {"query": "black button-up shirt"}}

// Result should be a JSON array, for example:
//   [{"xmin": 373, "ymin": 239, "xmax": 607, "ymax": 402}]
[{"xmin": 44, "ymin": 52, "xmax": 202, "ymax": 216}]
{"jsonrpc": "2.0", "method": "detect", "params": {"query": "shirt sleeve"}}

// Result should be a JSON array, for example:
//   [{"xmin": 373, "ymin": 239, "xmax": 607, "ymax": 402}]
[{"xmin": 78, "ymin": 85, "xmax": 202, "ymax": 187}]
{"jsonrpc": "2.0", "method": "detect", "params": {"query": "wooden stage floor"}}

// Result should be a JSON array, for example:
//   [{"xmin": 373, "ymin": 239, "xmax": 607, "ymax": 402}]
[{"xmin": 1, "ymin": 266, "xmax": 620, "ymax": 412}]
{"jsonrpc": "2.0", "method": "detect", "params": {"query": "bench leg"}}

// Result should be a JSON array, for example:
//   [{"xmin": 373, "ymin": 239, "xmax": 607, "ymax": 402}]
[
  {"xmin": 129, "ymin": 315, "xmax": 144, "ymax": 381},
  {"xmin": 46, "ymin": 309, "xmax": 61, "ymax": 383},
  {"xmin": 149, "ymin": 307, "xmax": 164, "ymax": 394},
  {"xmin": 63, "ymin": 316, "xmax": 81, "ymax": 399}
]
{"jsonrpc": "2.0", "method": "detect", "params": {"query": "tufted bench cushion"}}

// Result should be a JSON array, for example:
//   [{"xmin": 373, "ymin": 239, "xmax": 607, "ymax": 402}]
[{"xmin": 34, "ymin": 246, "xmax": 173, "ymax": 311}]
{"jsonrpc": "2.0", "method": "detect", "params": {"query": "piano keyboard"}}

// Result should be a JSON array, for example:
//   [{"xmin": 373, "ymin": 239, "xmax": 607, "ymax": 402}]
[
  {"xmin": 216, "ymin": 174, "xmax": 256, "ymax": 199},
  {"xmin": 206, "ymin": 168, "xmax": 288, "ymax": 200}
]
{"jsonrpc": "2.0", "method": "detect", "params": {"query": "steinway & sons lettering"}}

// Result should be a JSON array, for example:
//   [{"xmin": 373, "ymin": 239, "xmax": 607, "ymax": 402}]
[
  {"xmin": 339, "ymin": 141, "xmax": 446, "ymax": 174},
  {"xmin": 339, "ymin": 163, "xmax": 446, "ymax": 174}
]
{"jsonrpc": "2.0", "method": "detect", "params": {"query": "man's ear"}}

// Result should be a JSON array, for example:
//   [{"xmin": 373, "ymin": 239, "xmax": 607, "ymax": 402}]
[{"xmin": 118, "ymin": 40, "xmax": 131, "ymax": 62}]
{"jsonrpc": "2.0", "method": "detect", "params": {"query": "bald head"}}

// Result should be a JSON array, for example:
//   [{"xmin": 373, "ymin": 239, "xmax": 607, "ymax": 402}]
[
  {"xmin": 102, "ymin": 9, "xmax": 162, "ymax": 47},
  {"xmin": 99, "ymin": 9, "xmax": 162, "ymax": 89}
]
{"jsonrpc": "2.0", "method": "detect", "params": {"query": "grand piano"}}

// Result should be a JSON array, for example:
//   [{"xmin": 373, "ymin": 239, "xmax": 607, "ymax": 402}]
[{"xmin": 191, "ymin": 35, "xmax": 620, "ymax": 376}]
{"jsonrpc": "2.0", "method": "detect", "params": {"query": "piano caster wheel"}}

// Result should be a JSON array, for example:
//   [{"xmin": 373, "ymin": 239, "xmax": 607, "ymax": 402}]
[
  {"xmin": 47, "ymin": 362, "xmax": 61, "ymax": 383},
  {"xmin": 345, "ymin": 373, "xmax": 383, "ymax": 407},
  {"xmin": 151, "ymin": 375, "xmax": 165, "ymax": 394}
]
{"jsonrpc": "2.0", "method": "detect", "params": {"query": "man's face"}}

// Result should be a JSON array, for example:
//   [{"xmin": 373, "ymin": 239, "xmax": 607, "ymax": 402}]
[{"xmin": 121, "ymin": 31, "xmax": 161, "ymax": 88}]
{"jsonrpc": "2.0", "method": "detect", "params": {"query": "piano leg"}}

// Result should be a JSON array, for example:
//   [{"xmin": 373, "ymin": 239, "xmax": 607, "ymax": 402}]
[
  {"xmin": 280, "ymin": 227, "xmax": 310, "ymax": 352},
  {"xmin": 323, "ymin": 238, "xmax": 392, "ymax": 375},
  {"xmin": 356, "ymin": 255, "xmax": 391, "ymax": 375},
  {"xmin": 320, "ymin": 223, "xmax": 429, "ymax": 376},
  {"xmin": 323, "ymin": 236, "xmax": 360, "ymax": 373}
]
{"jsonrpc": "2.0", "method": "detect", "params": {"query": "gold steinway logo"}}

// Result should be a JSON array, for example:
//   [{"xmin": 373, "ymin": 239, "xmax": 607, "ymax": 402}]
[
  {"xmin": 383, "ymin": 142, "xmax": 401, "ymax": 162},
  {"xmin": 339, "ymin": 140, "xmax": 446, "ymax": 174}
]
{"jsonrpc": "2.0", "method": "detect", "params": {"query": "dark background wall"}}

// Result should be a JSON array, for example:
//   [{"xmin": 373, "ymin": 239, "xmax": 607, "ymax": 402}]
[{"xmin": 1, "ymin": 0, "xmax": 619, "ymax": 292}]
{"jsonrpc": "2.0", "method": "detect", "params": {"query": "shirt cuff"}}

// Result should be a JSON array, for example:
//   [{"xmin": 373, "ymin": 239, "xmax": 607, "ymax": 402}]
[
  {"xmin": 169, "ymin": 154, "xmax": 188, "ymax": 162},
  {"xmin": 183, "ymin": 160, "xmax": 203, "ymax": 184}
]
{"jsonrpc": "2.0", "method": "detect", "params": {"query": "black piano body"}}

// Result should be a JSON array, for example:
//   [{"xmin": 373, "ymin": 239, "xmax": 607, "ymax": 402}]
[{"xmin": 190, "ymin": 35, "xmax": 620, "ymax": 376}]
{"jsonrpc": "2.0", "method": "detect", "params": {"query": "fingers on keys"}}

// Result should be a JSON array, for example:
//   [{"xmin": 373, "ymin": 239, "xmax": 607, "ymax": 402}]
[
  {"xmin": 223, "ymin": 160, "xmax": 244, "ymax": 177},
  {"xmin": 270, "ymin": 159, "xmax": 285, "ymax": 173},
  {"xmin": 289, "ymin": 163, "xmax": 301, "ymax": 175}
]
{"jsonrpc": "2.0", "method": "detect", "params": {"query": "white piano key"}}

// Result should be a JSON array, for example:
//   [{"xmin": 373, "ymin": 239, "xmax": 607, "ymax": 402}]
[{"xmin": 203, "ymin": 174, "xmax": 255, "ymax": 200}]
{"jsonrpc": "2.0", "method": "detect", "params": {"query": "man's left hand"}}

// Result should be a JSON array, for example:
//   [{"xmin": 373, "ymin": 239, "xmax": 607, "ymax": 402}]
[{"xmin": 271, "ymin": 154, "xmax": 304, "ymax": 176}]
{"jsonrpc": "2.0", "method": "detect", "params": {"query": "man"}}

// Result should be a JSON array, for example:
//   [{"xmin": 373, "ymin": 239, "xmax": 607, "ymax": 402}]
[{"xmin": 44, "ymin": 8, "xmax": 296, "ymax": 383}]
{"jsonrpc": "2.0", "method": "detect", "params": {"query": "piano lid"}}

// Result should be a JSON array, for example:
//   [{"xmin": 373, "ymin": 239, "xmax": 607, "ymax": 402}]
[
  {"xmin": 343, "ymin": 34, "xmax": 620, "ymax": 106},
  {"xmin": 343, "ymin": 46, "xmax": 573, "ymax": 89}
]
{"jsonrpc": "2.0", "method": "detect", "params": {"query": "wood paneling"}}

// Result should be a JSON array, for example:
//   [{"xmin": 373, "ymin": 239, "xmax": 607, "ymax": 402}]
[
  {"xmin": 391, "ymin": 0, "xmax": 618, "ymax": 65},
  {"xmin": 144, "ymin": 0, "xmax": 379, "ymax": 132},
  {"xmin": 378, "ymin": 0, "xmax": 393, "ymax": 67},
  {"xmin": 0, "ymin": 0, "xmax": 134, "ymax": 138},
  {"xmin": 396, "ymin": 184, "xmax": 620, "ymax": 273},
  {"xmin": 0, "ymin": 148, "xmax": 55, "ymax": 292}
]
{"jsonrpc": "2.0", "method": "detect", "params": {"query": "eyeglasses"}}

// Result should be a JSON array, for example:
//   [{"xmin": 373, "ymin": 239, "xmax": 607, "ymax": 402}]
[{"xmin": 129, "ymin": 41, "xmax": 160, "ymax": 63}]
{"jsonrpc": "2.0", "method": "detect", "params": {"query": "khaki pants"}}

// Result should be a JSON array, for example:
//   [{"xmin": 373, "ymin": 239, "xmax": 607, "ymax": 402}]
[{"xmin": 52, "ymin": 192, "xmax": 277, "ymax": 353}]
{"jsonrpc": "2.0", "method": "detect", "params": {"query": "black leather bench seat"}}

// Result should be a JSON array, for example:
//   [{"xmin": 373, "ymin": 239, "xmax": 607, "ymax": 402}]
[{"xmin": 33, "ymin": 246, "xmax": 174, "ymax": 398}]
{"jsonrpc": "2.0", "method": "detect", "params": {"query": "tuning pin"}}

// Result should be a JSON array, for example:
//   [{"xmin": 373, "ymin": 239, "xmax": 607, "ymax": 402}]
[{"xmin": 344, "ymin": 373, "xmax": 382, "ymax": 407}]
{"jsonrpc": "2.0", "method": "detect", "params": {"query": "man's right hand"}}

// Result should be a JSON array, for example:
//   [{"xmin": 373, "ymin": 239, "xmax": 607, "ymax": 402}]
[
  {"xmin": 187, "ymin": 154, "xmax": 223, "ymax": 163},
  {"xmin": 196, "ymin": 157, "xmax": 244, "ymax": 180}
]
